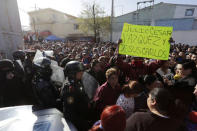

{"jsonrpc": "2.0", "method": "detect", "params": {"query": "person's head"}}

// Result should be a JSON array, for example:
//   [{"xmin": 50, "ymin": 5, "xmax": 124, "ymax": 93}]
[
  {"xmin": 91, "ymin": 59, "xmax": 101, "ymax": 72},
  {"xmin": 189, "ymin": 53, "xmax": 193, "ymax": 58},
  {"xmin": 169, "ymin": 57, "xmax": 176, "ymax": 67},
  {"xmin": 161, "ymin": 61, "xmax": 169, "ymax": 70},
  {"xmin": 33, "ymin": 57, "xmax": 53, "ymax": 80},
  {"xmin": 122, "ymin": 81, "xmax": 143, "ymax": 98},
  {"xmin": 106, "ymin": 68, "xmax": 118, "ymax": 88},
  {"xmin": 179, "ymin": 52, "xmax": 186, "ymax": 59},
  {"xmin": 25, "ymin": 50, "xmax": 36, "ymax": 62},
  {"xmin": 64, "ymin": 61, "xmax": 85, "ymax": 81},
  {"xmin": 125, "ymin": 55, "xmax": 132, "ymax": 62},
  {"xmin": 171, "ymin": 52, "xmax": 177, "ymax": 59},
  {"xmin": 175, "ymin": 63, "xmax": 183, "ymax": 76},
  {"xmin": 99, "ymin": 56, "xmax": 108, "ymax": 65},
  {"xmin": 101, "ymin": 105, "xmax": 126, "ymax": 131},
  {"xmin": 93, "ymin": 54, "xmax": 99, "ymax": 59},
  {"xmin": 89, "ymin": 105, "xmax": 126, "ymax": 131},
  {"xmin": 109, "ymin": 47, "xmax": 115, "ymax": 56},
  {"xmin": 101, "ymin": 47, "xmax": 105, "ymax": 53},
  {"xmin": 58, "ymin": 52, "xmax": 64, "ymax": 60},
  {"xmin": 82, "ymin": 52, "xmax": 88, "ymax": 58},
  {"xmin": 71, "ymin": 53, "xmax": 76, "ymax": 59},
  {"xmin": 191, "ymin": 54, "xmax": 197, "ymax": 62},
  {"xmin": 182, "ymin": 60, "xmax": 197, "ymax": 77},
  {"xmin": 12, "ymin": 50, "xmax": 26, "ymax": 62},
  {"xmin": 131, "ymin": 57, "xmax": 144, "ymax": 67},
  {"xmin": 147, "ymin": 88, "xmax": 174, "ymax": 116},
  {"xmin": 186, "ymin": 55, "xmax": 191, "ymax": 60},
  {"xmin": 188, "ymin": 48, "xmax": 192, "ymax": 53},
  {"xmin": 60, "ymin": 57, "xmax": 71, "ymax": 68},
  {"xmin": 0, "ymin": 59, "xmax": 15, "ymax": 80},
  {"xmin": 93, "ymin": 48, "xmax": 98, "ymax": 53},
  {"xmin": 67, "ymin": 54, "xmax": 72, "ymax": 59},
  {"xmin": 144, "ymin": 75, "xmax": 157, "ymax": 90},
  {"xmin": 103, "ymin": 50, "xmax": 109, "ymax": 57}
]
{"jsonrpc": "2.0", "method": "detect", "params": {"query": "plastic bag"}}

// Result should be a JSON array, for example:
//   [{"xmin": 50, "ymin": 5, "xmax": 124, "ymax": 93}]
[
  {"xmin": 43, "ymin": 50, "xmax": 54, "ymax": 57},
  {"xmin": 33, "ymin": 50, "xmax": 44, "ymax": 63},
  {"xmin": 50, "ymin": 62, "xmax": 65, "ymax": 86}
]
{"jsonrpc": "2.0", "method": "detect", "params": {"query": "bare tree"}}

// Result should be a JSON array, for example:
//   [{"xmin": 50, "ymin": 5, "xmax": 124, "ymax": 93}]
[{"xmin": 79, "ymin": 2, "xmax": 110, "ymax": 42}]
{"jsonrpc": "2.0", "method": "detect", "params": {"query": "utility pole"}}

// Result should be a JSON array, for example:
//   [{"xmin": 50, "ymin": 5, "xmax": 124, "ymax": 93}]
[
  {"xmin": 110, "ymin": 0, "xmax": 114, "ymax": 42},
  {"xmin": 93, "ymin": 4, "xmax": 96, "ymax": 43},
  {"xmin": 33, "ymin": 4, "xmax": 37, "ymax": 33},
  {"xmin": 33, "ymin": 18, "xmax": 36, "ymax": 33},
  {"xmin": 35, "ymin": 4, "xmax": 37, "ymax": 11},
  {"xmin": 151, "ymin": 0, "xmax": 155, "ymax": 26},
  {"xmin": 136, "ymin": 0, "xmax": 154, "ymax": 25}
]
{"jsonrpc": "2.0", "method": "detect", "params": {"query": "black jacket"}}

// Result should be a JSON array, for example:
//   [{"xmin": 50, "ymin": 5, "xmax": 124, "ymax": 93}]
[
  {"xmin": 62, "ymin": 80, "xmax": 90, "ymax": 131},
  {"xmin": 126, "ymin": 111, "xmax": 182, "ymax": 131},
  {"xmin": 172, "ymin": 74, "xmax": 197, "ymax": 107}
]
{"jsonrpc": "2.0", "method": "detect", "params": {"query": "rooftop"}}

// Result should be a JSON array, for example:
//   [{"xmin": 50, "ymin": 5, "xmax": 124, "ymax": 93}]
[
  {"xmin": 28, "ymin": 8, "xmax": 77, "ymax": 19},
  {"xmin": 116, "ymin": 2, "xmax": 197, "ymax": 18}
]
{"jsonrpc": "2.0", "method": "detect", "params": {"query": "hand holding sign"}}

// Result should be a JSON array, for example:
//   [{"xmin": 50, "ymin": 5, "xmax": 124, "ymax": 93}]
[
  {"xmin": 118, "ymin": 39, "xmax": 122, "ymax": 45},
  {"xmin": 119, "ymin": 23, "xmax": 173, "ymax": 60}
]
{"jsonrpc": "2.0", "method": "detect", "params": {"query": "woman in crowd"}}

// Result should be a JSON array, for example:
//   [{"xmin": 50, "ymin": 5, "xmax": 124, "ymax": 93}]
[
  {"xmin": 89, "ymin": 105, "xmax": 126, "ymax": 131},
  {"xmin": 116, "ymin": 80, "xmax": 143, "ymax": 118},
  {"xmin": 126, "ymin": 88, "xmax": 187, "ymax": 131},
  {"xmin": 93, "ymin": 68, "xmax": 122, "ymax": 117}
]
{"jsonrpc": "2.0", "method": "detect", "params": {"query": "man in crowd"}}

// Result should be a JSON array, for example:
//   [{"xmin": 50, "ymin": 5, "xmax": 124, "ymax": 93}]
[{"xmin": 62, "ymin": 61, "xmax": 91, "ymax": 131}]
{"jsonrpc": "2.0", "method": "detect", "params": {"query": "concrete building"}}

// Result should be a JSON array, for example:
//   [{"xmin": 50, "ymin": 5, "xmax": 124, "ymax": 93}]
[
  {"xmin": 112, "ymin": 2, "xmax": 197, "ymax": 45},
  {"xmin": 28, "ymin": 8, "xmax": 92, "ymax": 39},
  {"xmin": 0, "ymin": 0, "xmax": 23, "ymax": 59}
]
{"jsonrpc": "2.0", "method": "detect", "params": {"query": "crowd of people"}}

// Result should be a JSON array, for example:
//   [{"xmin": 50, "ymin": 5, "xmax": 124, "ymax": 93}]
[{"xmin": 0, "ymin": 39, "xmax": 197, "ymax": 131}]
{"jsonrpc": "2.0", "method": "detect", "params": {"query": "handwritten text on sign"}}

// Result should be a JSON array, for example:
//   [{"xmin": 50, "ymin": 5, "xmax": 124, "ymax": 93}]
[{"xmin": 119, "ymin": 23, "xmax": 173, "ymax": 60}]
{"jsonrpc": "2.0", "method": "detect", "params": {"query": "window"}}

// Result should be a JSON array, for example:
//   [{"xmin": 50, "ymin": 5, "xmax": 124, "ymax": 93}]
[
  {"xmin": 192, "ymin": 19, "xmax": 197, "ymax": 30},
  {"xmin": 74, "ymin": 24, "xmax": 79, "ymax": 30},
  {"xmin": 185, "ymin": 8, "xmax": 195, "ymax": 16}
]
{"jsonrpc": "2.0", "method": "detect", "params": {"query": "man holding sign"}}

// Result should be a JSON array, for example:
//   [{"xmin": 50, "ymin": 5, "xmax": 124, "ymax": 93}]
[{"xmin": 114, "ymin": 23, "xmax": 173, "ymax": 80}]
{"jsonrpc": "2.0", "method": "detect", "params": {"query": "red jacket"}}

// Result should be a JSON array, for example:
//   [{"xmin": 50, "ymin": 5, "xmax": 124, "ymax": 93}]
[
  {"xmin": 117, "ymin": 57, "xmax": 165, "ymax": 80},
  {"xmin": 93, "ymin": 82, "xmax": 122, "ymax": 114}
]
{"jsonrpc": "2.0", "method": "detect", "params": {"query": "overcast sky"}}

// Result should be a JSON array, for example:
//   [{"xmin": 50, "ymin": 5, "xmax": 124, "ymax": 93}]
[{"xmin": 17, "ymin": 0, "xmax": 197, "ymax": 26}]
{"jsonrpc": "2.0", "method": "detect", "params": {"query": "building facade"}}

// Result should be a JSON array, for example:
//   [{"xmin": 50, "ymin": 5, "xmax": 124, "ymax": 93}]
[
  {"xmin": 0, "ymin": 0, "xmax": 23, "ymax": 59},
  {"xmin": 112, "ymin": 2, "xmax": 197, "ymax": 45},
  {"xmin": 28, "ymin": 8, "xmax": 91, "ymax": 39}
]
